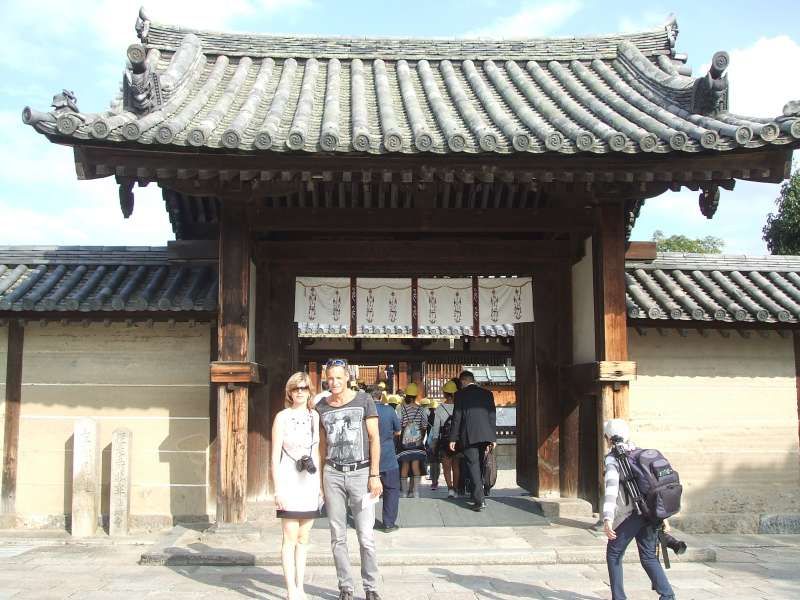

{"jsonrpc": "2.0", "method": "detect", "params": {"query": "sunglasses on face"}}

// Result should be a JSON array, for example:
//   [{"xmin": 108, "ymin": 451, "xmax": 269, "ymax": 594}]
[{"xmin": 291, "ymin": 386, "xmax": 310, "ymax": 393}]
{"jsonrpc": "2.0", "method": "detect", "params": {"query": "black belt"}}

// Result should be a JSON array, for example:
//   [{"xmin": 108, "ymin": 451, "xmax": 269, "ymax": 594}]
[{"xmin": 326, "ymin": 459, "xmax": 370, "ymax": 472}]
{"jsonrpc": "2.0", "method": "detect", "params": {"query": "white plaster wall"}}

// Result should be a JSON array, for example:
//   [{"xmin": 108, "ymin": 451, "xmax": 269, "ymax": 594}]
[
  {"xmin": 16, "ymin": 323, "xmax": 211, "ymax": 528},
  {"xmin": 572, "ymin": 238, "xmax": 596, "ymax": 364},
  {"xmin": 629, "ymin": 329, "xmax": 799, "ymax": 532}
]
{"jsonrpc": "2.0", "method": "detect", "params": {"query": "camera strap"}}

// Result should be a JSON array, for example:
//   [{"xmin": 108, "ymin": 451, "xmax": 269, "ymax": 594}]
[{"xmin": 281, "ymin": 410, "xmax": 315, "ymax": 463}]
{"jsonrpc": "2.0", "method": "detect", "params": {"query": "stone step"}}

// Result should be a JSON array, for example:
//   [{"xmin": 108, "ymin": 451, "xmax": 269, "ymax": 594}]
[{"xmin": 140, "ymin": 544, "xmax": 715, "ymax": 567}]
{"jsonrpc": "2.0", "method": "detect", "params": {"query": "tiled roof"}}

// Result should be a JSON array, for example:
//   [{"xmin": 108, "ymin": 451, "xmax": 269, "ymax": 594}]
[
  {"xmin": 21, "ymin": 13, "xmax": 800, "ymax": 156},
  {"xmin": 464, "ymin": 365, "xmax": 516, "ymax": 384},
  {"xmin": 0, "ymin": 247, "xmax": 216, "ymax": 313},
  {"xmin": 625, "ymin": 253, "xmax": 800, "ymax": 324},
  {"xmin": 2, "ymin": 248, "xmax": 800, "ymax": 327}
]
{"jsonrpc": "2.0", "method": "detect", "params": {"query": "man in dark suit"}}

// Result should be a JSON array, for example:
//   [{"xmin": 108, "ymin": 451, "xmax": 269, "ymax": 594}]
[{"xmin": 448, "ymin": 370, "xmax": 496, "ymax": 511}]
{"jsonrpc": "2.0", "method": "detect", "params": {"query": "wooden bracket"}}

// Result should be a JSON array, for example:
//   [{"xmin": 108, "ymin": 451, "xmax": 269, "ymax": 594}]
[
  {"xmin": 566, "ymin": 361, "xmax": 637, "ymax": 396},
  {"xmin": 210, "ymin": 361, "xmax": 264, "ymax": 384}
]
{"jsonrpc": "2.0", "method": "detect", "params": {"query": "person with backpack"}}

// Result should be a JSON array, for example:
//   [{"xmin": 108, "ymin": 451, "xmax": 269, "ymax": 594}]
[
  {"xmin": 396, "ymin": 383, "xmax": 428, "ymax": 498},
  {"xmin": 603, "ymin": 418, "xmax": 676, "ymax": 600},
  {"xmin": 433, "ymin": 380, "xmax": 458, "ymax": 497}
]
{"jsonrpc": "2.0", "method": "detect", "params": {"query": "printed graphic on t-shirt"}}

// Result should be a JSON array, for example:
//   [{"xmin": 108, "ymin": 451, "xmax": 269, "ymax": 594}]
[{"xmin": 321, "ymin": 406, "xmax": 366, "ymax": 463}]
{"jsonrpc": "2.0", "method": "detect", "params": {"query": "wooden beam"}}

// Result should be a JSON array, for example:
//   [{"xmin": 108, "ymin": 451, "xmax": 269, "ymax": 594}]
[
  {"xmin": 624, "ymin": 241, "xmax": 657, "ymax": 261},
  {"xmin": 2, "ymin": 321, "xmax": 23, "ymax": 515},
  {"xmin": 210, "ymin": 361, "xmax": 263, "ymax": 384},
  {"xmin": 258, "ymin": 240, "xmax": 573, "ymax": 266},
  {"xmin": 75, "ymin": 144, "xmax": 793, "ymax": 186},
  {"xmin": 215, "ymin": 201, "xmax": 250, "ymax": 524},
  {"xmin": 248, "ymin": 208, "xmax": 594, "ymax": 233}
]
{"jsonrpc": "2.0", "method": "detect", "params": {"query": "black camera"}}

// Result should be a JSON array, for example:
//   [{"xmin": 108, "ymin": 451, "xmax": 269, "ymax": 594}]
[
  {"xmin": 296, "ymin": 455, "xmax": 316, "ymax": 474},
  {"xmin": 660, "ymin": 531, "xmax": 687, "ymax": 555}
]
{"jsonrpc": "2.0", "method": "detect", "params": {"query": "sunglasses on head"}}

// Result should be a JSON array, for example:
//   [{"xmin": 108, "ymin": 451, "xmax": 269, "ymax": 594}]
[{"xmin": 325, "ymin": 358, "xmax": 348, "ymax": 368}]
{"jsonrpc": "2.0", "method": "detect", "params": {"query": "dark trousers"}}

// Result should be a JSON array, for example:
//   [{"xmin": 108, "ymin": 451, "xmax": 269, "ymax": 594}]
[
  {"xmin": 428, "ymin": 443, "xmax": 440, "ymax": 483},
  {"xmin": 606, "ymin": 514, "xmax": 674, "ymax": 600},
  {"xmin": 380, "ymin": 468, "xmax": 400, "ymax": 527},
  {"xmin": 462, "ymin": 443, "xmax": 489, "ymax": 505}
]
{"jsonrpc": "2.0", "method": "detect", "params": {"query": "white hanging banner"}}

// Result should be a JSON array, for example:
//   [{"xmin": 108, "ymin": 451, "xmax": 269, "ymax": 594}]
[
  {"xmin": 418, "ymin": 278, "xmax": 473, "ymax": 328},
  {"xmin": 295, "ymin": 277, "xmax": 351, "ymax": 327},
  {"xmin": 356, "ymin": 278, "xmax": 412, "ymax": 331},
  {"xmin": 478, "ymin": 277, "xmax": 533, "ymax": 325}
]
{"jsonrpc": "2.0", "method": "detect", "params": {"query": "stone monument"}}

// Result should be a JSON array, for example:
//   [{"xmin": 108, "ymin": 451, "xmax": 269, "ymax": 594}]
[
  {"xmin": 110, "ymin": 428, "xmax": 132, "ymax": 537},
  {"xmin": 71, "ymin": 418, "xmax": 99, "ymax": 537}
]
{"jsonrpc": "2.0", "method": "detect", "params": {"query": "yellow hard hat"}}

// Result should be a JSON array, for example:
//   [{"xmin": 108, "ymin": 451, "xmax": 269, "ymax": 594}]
[
  {"xmin": 429, "ymin": 399, "xmax": 440, "ymax": 409},
  {"xmin": 418, "ymin": 397, "xmax": 431, "ymax": 407},
  {"xmin": 386, "ymin": 394, "xmax": 401, "ymax": 405},
  {"xmin": 378, "ymin": 381, "xmax": 386, "ymax": 390},
  {"xmin": 404, "ymin": 382, "xmax": 419, "ymax": 397},
  {"xmin": 442, "ymin": 381, "xmax": 458, "ymax": 394}
]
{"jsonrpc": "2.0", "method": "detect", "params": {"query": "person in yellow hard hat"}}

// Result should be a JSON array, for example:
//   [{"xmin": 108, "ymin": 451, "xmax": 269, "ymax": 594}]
[
  {"xmin": 435, "ymin": 379, "xmax": 460, "ymax": 497},
  {"xmin": 396, "ymin": 382, "xmax": 428, "ymax": 498},
  {"xmin": 377, "ymin": 381, "xmax": 388, "ymax": 405}
]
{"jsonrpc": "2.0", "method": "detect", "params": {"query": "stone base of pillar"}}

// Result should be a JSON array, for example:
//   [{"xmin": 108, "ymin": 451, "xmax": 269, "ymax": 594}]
[
  {"xmin": 533, "ymin": 497, "xmax": 594, "ymax": 519},
  {"xmin": 202, "ymin": 521, "xmax": 261, "ymax": 544}
]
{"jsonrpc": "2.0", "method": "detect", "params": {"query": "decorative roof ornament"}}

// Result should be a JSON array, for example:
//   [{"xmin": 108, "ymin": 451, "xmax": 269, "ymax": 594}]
[
  {"xmin": 664, "ymin": 15, "xmax": 679, "ymax": 51},
  {"xmin": 135, "ymin": 6, "xmax": 150, "ymax": 42},
  {"xmin": 784, "ymin": 100, "xmax": 800, "ymax": 117},
  {"xmin": 123, "ymin": 43, "xmax": 163, "ymax": 114},
  {"xmin": 699, "ymin": 184, "xmax": 720, "ymax": 219},
  {"xmin": 691, "ymin": 51, "xmax": 728, "ymax": 116}
]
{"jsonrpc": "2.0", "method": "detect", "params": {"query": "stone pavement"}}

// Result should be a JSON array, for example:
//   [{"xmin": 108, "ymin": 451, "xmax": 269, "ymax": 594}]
[{"xmin": 1, "ymin": 536, "xmax": 799, "ymax": 599}]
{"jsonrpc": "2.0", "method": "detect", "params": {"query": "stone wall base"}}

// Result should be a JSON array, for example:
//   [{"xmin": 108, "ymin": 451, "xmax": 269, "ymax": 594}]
[{"xmin": 672, "ymin": 512, "xmax": 800, "ymax": 534}]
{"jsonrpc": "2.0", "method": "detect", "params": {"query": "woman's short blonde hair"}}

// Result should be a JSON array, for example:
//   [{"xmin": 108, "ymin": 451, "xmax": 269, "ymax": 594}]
[{"xmin": 285, "ymin": 371, "xmax": 316, "ymax": 409}]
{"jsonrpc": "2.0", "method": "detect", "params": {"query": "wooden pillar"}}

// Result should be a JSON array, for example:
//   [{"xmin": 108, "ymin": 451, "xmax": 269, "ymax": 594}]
[
  {"xmin": 216, "ymin": 202, "xmax": 251, "ymax": 524},
  {"xmin": 595, "ymin": 203, "xmax": 629, "ymax": 419},
  {"xmin": 556, "ymin": 265, "xmax": 577, "ymax": 498},
  {"xmin": 248, "ymin": 262, "xmax": 271, "ymax": 501},
  {"xmin": 208, "ymin": 324, "xmax": 218, "ymax": 510},
  {"xmin": 531, "ymin": 265, "xmax": 571, "ymax": 497},
  {"xmin": 514, "ymin": 322, "xmax": 536, "ymax": 492},
  {"xmin": 308, "ymin": 361, "xmax": 319, "ymax": 391},
  {"xmin": 259, "ymin": 265, "xmax": 296, "ymax": 496},
  {"xmin": 398, "ymin": 361, "xmax": 409, "ymax": 392},
  {"xmin": 593, "ymin": 202, "xmax": 630, "ymax": 505},
  {"xmin": 2, "ymin": 320, "xmax": 23, "ymax": 515}
]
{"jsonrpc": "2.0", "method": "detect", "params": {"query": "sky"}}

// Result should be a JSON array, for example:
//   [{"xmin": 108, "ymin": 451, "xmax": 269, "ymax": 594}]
[{"xmin": 1, "ymin": 0, "xmax": 798, "ymax": 254}]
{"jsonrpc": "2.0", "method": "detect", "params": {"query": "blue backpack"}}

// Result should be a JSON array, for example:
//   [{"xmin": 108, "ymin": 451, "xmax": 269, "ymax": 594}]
[{"xmin": 623, "ymin": 448, "xmax": 683, "ymax": 522}]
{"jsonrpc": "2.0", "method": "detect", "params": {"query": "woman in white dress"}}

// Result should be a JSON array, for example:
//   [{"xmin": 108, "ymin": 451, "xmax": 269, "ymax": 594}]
[{"xmin": 271, "ymin": 371, "xmax": 322, "ymax": 600}]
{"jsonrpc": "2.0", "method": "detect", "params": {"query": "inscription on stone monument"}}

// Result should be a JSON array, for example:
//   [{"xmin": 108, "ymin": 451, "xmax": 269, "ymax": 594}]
[
  {"xmin": 71, "ymin": 418, "xmax": 99, "ymax": 537},
  {"xmin": 110, "ymin": 428, "xmax": 132, "ymax": 537}
]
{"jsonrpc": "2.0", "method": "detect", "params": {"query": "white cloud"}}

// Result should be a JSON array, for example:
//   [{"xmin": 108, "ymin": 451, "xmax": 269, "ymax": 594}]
[
  {"xmin": 0, "ymin": 0, "xmax": 315, "ymax": 77},
  {"xmin": 0, "ymin": 184, "xmax": 173, "ymax": 246},
  {"xmin": 464, "ymin": 0, "xmax": 582, "ymax": 38},
  {"xmin": 725, "ymin": 36, "xmax": 800, "ymax": 117},
  {"xmin": 618, "ymin": 9, "xmax": 669, "ymax": 34},
  {"xmin": 0, "ymin": 110, "xmax": 173, "ymax": 246}
]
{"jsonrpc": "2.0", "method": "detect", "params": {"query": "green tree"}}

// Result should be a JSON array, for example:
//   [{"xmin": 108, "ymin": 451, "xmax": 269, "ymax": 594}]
[
  {"xmin": 652, "ymin": 230, "xmax": 725, "ymax": 253},
  {"xmin": 763, "ymin": 168, "xmax": 800, "ymax": 255}
]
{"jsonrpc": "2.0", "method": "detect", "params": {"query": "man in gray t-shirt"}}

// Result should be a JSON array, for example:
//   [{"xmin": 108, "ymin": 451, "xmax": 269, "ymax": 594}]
[
  {"xmin": 317, "ymin": 391, "xmax": 377, "ymax": 464},
  {"xmin": 316, "ymin": 361, "xmax": 382, "ymax": 600}
]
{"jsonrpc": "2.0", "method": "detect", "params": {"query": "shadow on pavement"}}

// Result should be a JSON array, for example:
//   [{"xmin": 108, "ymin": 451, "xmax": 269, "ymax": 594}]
[
  {"xmin": 165, "ymin": 544, "xmax": 338, "ymax": 599},
  {"xmin": 430, "ymin": 567, "xmax": 603, "ymax": 600}
]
